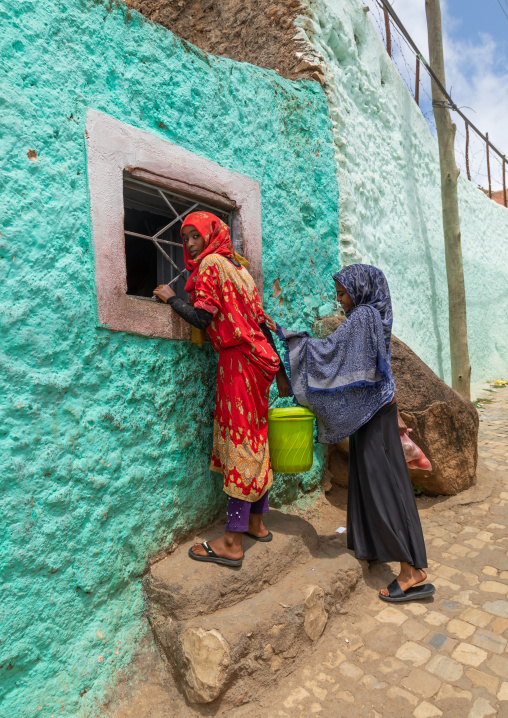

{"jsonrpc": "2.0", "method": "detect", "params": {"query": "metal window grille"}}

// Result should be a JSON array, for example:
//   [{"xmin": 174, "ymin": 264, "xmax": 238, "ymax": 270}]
[{"xmin": 123, "ymin": 176, "xmax": 233, "ymax": 301}]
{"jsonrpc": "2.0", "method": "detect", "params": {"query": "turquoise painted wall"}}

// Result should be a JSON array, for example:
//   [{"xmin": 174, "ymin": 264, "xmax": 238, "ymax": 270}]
[{"xmin": 0, "ymin": 1, "xmax": 339, "ymax": 715}]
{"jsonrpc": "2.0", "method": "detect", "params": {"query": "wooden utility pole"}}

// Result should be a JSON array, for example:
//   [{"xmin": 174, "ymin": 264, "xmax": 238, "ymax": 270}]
[
  {"xmin": 425, "ymin": 0, "xmax": 471, "ymax": 399},
  {"xmin": 486, "ymin": 132, "xmax": 492, "ymax": 198},
  {"xmin": 465, "ymin": 122, "xmax": 471, "ymax": 181},
  {"xmin": 415, "ymin": 55, "xmax": 420, "ymax": 106},
  {"xmin": 503, "ymin": 158, "xmax": 507, "ymax": 207},
  {"xmin": 384, "ymin": 7, "xmax": 392, "ymax": 57}
]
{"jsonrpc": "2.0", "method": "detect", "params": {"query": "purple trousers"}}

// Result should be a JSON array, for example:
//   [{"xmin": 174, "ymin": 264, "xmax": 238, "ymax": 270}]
[{"xmin": 225, "ymin": 491, "xmax": 269, "ymax": 533}]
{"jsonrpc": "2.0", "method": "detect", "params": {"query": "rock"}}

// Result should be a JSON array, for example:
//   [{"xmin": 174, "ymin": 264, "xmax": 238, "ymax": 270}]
[
  {"xmin": 180, "ymin": 628, "xmax": 230, "ymax": 703},
  {"xmin": 401, "ymin": 668, "xmax": 441, "ymax": 698},
  {"xmin": 304, "ymin": 585, "xmax": 328, "ymax": 640},
  {"xmin": 328, "ymin": 439, "xmax": 349, "ymax": 489},
  {"xmin": 321, "ymin": 467, "xmax": 334, "ymax": 493},
  {"xmin": 435, "ymin": 683, "xmax": 472, "ymax": 702},
  {"xmin": 468, "ymin": 698, "xmax": 496, "ymax": 718},
  {"xmin": 395, "ymin": 641, "xmax": 432, "ymax": 667},
  {"xmin": 294, "ymin": 58, "xmax": 326, "ymax": 84},
  {"xmin": 314, "ymin": 315, "xmax": 478, "ymax": 495},
  {"xmin": 413, "ymin": 702, "xmax": 443, "ymax": 718},
  {"xmin": 482, "ymin": 600, "xmax": 508, "ymax": 618},
  {"xmin": 451, "ymin": 642, "xmax": 488, "ymax": 668},
  {"xmin": 425, "ymin": 654, "xmax": 463, "ymax": 682}
]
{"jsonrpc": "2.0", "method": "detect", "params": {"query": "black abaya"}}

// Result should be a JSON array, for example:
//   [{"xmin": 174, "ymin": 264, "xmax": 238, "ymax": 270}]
[{"xmin": 347, "ymin": 402, "xmax": 427, "ymax": 568}]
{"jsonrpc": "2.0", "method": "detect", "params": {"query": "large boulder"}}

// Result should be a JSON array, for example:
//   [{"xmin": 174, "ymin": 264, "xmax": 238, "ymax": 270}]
[{"xmin": 315, "ymin": 315, "xmax": 479, "ymax": 496}]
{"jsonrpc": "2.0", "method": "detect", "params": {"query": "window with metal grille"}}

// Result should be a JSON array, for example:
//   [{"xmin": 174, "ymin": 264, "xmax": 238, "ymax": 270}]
[
  {"xmin": 123, "ymin": 177, "xmax": 234, "ymax": 301},
  {"xmin": 87, "ymin": 109, "xmax": 262, "ymax": 341}
]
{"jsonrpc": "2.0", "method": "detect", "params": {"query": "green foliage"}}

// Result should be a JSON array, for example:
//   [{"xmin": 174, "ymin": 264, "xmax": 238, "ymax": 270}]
[{"xmin": 474, "ymin": 398, "xmax": 494, "ymax": 408}]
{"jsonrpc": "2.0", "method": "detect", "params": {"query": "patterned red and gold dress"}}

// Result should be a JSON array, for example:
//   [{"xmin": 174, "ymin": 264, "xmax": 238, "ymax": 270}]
[{"xmin": 194, "ymin": 254, "xmax": 280, "ymax": 501}]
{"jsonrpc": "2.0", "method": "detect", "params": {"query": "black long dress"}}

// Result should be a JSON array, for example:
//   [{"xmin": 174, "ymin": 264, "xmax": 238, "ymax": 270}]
[{"xmin": 347, "ymin": 402, "xmax": 427, "ymax": 569}]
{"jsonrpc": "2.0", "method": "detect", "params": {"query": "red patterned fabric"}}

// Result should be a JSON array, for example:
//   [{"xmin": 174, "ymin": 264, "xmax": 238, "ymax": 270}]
[
  {"xmin": 212, "ymin": 346, "xmax": 276, "ymax": 501},
  {"xmin": 194, "ymin": 251, "xmax": 280, "ymax": 501},
  {"xmin": 181, "ymin": 211, "xmax": 235, "ymax": 305}
]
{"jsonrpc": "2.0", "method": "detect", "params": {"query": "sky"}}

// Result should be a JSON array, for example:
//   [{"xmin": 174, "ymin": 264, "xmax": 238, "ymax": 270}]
[{"xmin": 370, "ymin": 0, "xmax": 508, "ymax": 189}]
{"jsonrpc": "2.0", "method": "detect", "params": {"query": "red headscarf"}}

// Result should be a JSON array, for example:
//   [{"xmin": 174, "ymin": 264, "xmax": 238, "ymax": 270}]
[{"xmin": 181, "ymin": 212, "xmax": 235, "ymax": 303}]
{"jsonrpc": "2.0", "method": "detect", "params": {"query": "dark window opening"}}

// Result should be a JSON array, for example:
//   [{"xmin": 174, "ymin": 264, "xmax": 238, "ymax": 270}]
[{"xmin": 123, "ymin": 177, "xmax": 233, "ymax": 301}]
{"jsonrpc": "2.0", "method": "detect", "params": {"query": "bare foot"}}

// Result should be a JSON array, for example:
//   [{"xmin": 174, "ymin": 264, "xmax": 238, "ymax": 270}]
[
  {"xmin": 380, "ymin": 563, "xmax": 427, "ymax": 597},
  {"xmin": 247, "ymin": 513, "xmax": 269, "ymax": 539},
  {"xmin": 190, "ymin": 532, "xmax": 243, "ymax": 560}
]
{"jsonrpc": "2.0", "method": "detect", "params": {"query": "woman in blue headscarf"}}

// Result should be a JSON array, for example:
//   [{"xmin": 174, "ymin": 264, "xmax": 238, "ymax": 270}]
[{"xmin": 272, "ymin": 264, "xmax": 433, "ymax": 603}]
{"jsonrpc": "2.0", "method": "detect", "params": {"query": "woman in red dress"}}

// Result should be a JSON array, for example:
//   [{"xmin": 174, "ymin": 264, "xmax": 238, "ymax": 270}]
[{"xmin": 153, "ymin": 212, "xmax": 289, "ymax": 566}]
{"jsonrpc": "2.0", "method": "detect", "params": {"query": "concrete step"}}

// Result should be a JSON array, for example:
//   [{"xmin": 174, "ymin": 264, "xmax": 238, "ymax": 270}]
[
  {"xmin": 146, "ymin": 510, "xmax": 320, "ymax": 621},
  {"xmin": 145, "ymin": 512, "xmax": 361, "ymax": 706}
]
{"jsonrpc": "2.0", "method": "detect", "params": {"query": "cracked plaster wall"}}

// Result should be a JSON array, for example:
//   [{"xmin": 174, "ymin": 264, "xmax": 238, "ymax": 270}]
[{"xmin": 0, "ymin": 1, "xmax": 338, "ymax": 715}]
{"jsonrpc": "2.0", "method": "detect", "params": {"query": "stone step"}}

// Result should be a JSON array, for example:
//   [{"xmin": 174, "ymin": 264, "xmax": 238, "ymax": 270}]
[
  {"xmin": 146, "ymin": 510, "xmax": 320, "ymax": 621},
  {"xmin": 146, "ymin": 513, "xmax": 361, "ymax": 706}
]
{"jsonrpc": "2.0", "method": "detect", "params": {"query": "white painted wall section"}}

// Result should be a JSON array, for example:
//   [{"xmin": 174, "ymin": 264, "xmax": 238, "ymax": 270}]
[{"xmin": 297, "ymin": 0, "xmax": 508, "ymax": 386}]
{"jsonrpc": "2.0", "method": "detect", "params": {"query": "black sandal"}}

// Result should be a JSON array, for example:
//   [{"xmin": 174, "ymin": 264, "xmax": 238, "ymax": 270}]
[
  {"xmin": 243, "ymin": 531, "xmax": 273, "ymax": 542},
  {"xmin": 379, "ymin": 578, "xmax": 435, "ymax": 603},
  {"xmin": 188, "ymin": 541, "xmax": 243, "ymax": 567}
]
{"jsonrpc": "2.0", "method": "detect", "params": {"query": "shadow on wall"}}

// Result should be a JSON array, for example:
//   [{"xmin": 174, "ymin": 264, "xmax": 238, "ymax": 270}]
[{"xmin": 270, "ymin": 444, "xmax": 328, "ymax": 507}]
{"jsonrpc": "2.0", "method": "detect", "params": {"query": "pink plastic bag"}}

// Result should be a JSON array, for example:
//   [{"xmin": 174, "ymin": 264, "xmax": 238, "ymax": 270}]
[
  {"xmin": 400, "ymin": 432, "xmax": 420, "ymax": 462},
  {"xmin": 400, "ymin": 432, "xmax": 432, "ymax": 471},
  {"xmin": 407, "ymin": 455, "xmax": 432, "ymax": 471}
]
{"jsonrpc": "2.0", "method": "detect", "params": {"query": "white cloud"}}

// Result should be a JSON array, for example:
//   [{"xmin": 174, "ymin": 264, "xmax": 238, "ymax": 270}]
[{"xmin": 370, "ymin": 0, "xmax": 508, "ymax": 189}]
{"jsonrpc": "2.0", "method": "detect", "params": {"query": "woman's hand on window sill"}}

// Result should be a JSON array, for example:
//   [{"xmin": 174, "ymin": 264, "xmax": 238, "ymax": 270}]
[{"xmin": 153, "ymin": 284, "xmax": 176, "ymax": 303}]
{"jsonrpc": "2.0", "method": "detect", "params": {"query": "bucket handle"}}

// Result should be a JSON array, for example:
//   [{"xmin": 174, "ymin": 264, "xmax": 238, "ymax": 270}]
[
  {"xmin": 269, "ymin": 392, "xmax": 289, "ymax": 409},
  {"xmin": 268, "ymin": 395, "xmax": 279, "ymax": 409}
]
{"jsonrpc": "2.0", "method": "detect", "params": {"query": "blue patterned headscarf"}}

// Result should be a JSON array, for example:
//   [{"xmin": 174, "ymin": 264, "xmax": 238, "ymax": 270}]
[
  {"xmin": 333, "ymin": 264, "xmax": 393, "ymax": 355},
  {"xmin": 277, "ymin": 264, "xmax": 395, "ymax": 443}
]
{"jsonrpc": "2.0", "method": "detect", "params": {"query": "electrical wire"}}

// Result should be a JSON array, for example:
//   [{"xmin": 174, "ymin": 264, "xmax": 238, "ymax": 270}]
[
  {"xmin": 368, "ymin": 0, "xmax": 507, "ymax": 190},
  {"xmin": 375, "ymin": 0, "xmax": 507, "ymax": 164},
  {"xmin": 496, "ymin": 0, "xmax": 508, "ymax": 23}
]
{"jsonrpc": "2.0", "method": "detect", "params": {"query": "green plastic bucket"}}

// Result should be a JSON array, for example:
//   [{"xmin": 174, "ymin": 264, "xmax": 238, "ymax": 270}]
[{"xmin": 268, "ymin": 407, "xmax": 316, "ymax": 473}]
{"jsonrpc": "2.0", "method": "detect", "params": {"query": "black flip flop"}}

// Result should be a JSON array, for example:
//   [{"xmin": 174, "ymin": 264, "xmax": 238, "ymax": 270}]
[
  {"xmin": 188, "ymin": 541, "xmax": 243, "ymax": 567},
  {"xmin": 243, "ymin": 531, "xmax": 273, "ymax": 542},
  {"xmin": 379, "ymin": 578, "xmax": 436, "ymax": 603}
]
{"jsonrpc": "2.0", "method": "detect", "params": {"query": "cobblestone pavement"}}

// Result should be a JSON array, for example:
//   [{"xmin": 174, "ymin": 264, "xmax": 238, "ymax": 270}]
[{"xmin": 259, "ymin": 390, "xmax": 508, "ymax": 718}]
